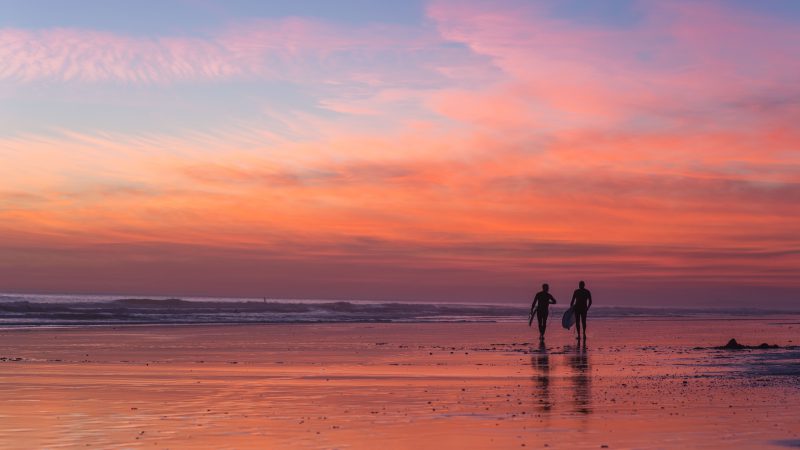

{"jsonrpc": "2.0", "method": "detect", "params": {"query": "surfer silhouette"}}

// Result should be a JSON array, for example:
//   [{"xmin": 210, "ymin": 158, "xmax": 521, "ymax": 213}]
[
  {"xmin": 570, "ymin": 281, "xmax": 592, "ymax": 340},
  {"xmin": 530, "ymin": 283, "xmax": 557, "ymax": 340}
]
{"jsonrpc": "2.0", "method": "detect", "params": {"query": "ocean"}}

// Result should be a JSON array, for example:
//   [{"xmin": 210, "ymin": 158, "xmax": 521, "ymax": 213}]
[{"xmin": 0, "ymin": 293, "xmax": 795, "ymax": 326}]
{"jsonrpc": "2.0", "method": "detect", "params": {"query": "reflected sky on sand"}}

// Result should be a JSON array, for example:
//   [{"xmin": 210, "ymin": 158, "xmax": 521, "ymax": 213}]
[{"xmin": 0, "ymin": 319, "xmax": 798, "ymax": 448}]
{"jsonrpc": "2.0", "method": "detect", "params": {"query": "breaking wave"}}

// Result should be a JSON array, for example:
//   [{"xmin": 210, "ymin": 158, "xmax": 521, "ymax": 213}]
[
  {"xmin": 0, "ymin": 295, "xmax": 523, "ymax": 325},
  {"xmin": 0, "ymin": 293, "xmax": 796, "ymax": 326}
]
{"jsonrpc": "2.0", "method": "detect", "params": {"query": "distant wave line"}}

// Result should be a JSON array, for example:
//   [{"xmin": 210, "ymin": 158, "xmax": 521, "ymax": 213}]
[{"xmin": 0, "ymin": 295, "xmax": 797, "ymax": 326}]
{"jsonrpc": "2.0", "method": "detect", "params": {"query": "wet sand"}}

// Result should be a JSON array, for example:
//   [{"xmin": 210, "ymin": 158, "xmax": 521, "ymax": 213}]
[{"xmin": 0, "ymin": 318, "xmax": 798, "ymax": 449}]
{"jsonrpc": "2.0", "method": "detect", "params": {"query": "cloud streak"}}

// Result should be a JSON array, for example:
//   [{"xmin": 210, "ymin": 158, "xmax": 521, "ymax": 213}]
[
  {"xmin": 0, "ymin": 18, "xmax": 481, "ymax": 86},
  {"xmin": 0, "ymin": 28, "xmax": 240, "ymax": 83}
]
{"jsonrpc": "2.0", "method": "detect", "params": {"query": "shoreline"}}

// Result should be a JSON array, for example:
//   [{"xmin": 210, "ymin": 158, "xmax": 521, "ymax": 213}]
[{"xmin": 2, "ymin": 314, "xmax": 799, "ymax": 330}]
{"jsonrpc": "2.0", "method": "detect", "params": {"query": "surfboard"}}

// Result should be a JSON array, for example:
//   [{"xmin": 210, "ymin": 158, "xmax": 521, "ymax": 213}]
[{"xmin": 562, "ymin": 307, "xmax": 575, "ymax": 329}]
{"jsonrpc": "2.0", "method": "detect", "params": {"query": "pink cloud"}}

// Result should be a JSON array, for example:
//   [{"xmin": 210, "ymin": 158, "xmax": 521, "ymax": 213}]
[{"xmin": 426, "ymin": 0, "xmax": 800, "ymax": 130}]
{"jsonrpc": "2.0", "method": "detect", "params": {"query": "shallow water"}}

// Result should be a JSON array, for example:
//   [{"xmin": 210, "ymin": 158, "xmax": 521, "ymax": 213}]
[{"xmin": 0, "ymin": 318, "xmax": 798, "ymax": 448}]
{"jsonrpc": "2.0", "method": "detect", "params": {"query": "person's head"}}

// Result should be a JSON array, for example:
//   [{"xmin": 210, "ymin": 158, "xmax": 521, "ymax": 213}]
[
  {"xmin": 542, "ymin": 283, "xmax": 549, "ymax": 292},
  {"xmin": 579, "ymin": 280, "xmax": 585, "ymax": 289}
]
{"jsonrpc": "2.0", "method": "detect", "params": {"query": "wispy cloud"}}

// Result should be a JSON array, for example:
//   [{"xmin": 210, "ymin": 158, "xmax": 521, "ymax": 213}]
[{"xmin": 0, "ymin": 18, "xmax": 481, "ymax": 87}]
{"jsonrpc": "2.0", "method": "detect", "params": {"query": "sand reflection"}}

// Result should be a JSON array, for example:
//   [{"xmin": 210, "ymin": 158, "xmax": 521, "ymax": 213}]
[
  {"xmin": 567, "ymin": 341, "xmax": 591, "ymax": 414},
  {"xmin": 530, "ymin": 340, "xmax": 552, "ymax": 412}
]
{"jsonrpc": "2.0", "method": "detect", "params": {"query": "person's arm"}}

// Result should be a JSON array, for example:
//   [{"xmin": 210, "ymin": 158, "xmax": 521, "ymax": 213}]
[
  {"xmin": 530, "ymin": 297, "xmax": 538, "ymax": 313},
  {"xmin": 587, "ymin": 291, "xmax": 592, "ymax": 310},
  {"xmin": 570, "ymin": 290, "xmax": 577, "ymax": 308},
  {"xmin": 549, "ymin": 294, "xmax": 557, "ymax": 304}
]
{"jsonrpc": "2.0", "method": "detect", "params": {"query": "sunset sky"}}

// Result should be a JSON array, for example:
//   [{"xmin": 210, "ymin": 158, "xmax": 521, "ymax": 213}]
[{"xmin": 1, "ymin": 0, "xmax": 798, "ymax": 307}]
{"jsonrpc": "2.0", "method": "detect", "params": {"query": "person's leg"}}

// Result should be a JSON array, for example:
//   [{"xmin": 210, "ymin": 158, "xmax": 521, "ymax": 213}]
[
  {"xmin": 580, "ymin": 312, "xmax": 587, "ymax": 338},
  {"xmin": 542, "ymin": 311, "xmax": 549, "ymax": 337},
  {"xmin": 537, "ymin": 311, "xmax": 548, "ymax": 338},
  {"xmin": 575, "ymin": 310, "xmax": 584, "ymax": 338}
]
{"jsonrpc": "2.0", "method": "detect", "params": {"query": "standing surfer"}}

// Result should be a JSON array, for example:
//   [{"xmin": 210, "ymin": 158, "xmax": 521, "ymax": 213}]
[
  {"xmin": 570, "ymin": 281, "xmax": 592, "ymax": 340},
  {"xmin": 530, "ymin": 283, "xmax": 557, "ymax": 341}
]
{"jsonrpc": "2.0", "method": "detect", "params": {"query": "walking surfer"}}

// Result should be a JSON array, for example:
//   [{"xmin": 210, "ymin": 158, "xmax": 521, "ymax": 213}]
[
  {"xmin": 530, "ymin": 283, "xmax": 557, "ymax": 341},
  {"xmin": 570, "ymin": 281, "xmax": 592, "ymax": 340}
]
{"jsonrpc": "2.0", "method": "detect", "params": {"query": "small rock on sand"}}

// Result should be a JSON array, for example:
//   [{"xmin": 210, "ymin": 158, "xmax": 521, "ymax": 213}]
[
  {"xmin": 718, "ymin": 339, "xmax": 780, "ymax": 350},
  {"xmin": 722, "ymin": 339, "xmax": 745, "ymax": 349}
]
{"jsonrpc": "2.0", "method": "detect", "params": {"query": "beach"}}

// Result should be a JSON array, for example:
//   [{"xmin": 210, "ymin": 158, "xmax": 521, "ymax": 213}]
[{"xmin": 1, "ymin": 317, "xmax": 798, "ymax": 449}]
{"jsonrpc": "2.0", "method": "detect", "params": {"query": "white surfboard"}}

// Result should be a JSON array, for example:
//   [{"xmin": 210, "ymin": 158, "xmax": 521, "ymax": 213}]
[{"xmin": 562, "ymin": 307, "xmax": 575, "ymax": 329}]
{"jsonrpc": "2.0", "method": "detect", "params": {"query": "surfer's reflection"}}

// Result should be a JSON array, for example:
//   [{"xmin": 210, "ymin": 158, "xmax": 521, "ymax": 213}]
[
  {"xmin": 568, "ymin": 341, "xmax": 591, "ymax": 414},
  {"xmin": 530, "ymin": 340, "xmax": 552, "ymax": 412}
]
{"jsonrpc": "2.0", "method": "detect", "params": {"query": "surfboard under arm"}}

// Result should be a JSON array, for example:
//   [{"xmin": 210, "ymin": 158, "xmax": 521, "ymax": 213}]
[{"xmin": 562, "ymin": 307, "xmax": 576, "ymax": 330}]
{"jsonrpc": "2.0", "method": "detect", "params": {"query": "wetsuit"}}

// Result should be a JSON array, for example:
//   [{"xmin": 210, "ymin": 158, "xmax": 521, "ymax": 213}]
[
  {"xmin": 531, "ymin": 291, "xmax": 556, "ymax": 337},
  {"xmin": 571, "ymin": 288, "xmax": 592, "ymax": 336}
]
